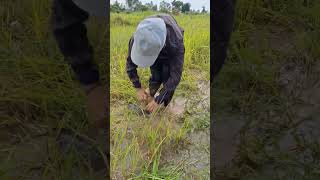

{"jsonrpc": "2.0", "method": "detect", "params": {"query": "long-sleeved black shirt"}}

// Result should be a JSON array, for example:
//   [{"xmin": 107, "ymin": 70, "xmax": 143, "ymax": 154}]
[
  {"xmin": 126, "ymin": 14, "xmax": 185, "ymax": 104},
  {"xmin": 212, "ymin": 0, "xmax": 235, "ymax": 79}
]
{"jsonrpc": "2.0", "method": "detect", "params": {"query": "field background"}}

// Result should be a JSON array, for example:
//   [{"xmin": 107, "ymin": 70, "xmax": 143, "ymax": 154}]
[
  {"xmin": 1, "ymin": 0, "xmax": 108, "ymax": 179},
  {"xmin": 1, "ymin": 0, "xmax": 320, "ymax": 179},
  {"xmin": 110, "ymin": 12, "xmax": 210, "ymax": 179},
  {"xmin": 214, "ymin": 0, "xmax": 320, "ymax": 179}
]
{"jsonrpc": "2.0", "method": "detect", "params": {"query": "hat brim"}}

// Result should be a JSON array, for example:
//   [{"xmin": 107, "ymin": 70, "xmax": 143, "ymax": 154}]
[
  {"xmin": 73, "ymin": 0, "xmax": 107, "ymax": 17},
  {"xmin": 131, "ymin": 41, "xmax": 159, "ymax": 68}
]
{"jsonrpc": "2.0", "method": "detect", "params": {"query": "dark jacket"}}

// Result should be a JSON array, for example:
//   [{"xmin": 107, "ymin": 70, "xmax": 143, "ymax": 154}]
[
  {"xmin": 51, "ymin": 0, "xmax": 100, "ymax": 85},
  {"xmin": 126, "ymin": 14, "xmax": 185, "ymax": 105},
  {"xmin": 212, "ymin": 0, "xmax": 235, "ymax": 79}
]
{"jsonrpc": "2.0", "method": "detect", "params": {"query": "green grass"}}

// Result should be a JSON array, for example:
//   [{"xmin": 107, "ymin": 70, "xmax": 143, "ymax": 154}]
[
  {"xmin": 110, "ymin": 12, "xmax": 210, "ymax": 179},
  {"xmin": 4, "ymin": 0, "xmax": 319, "ymax": 179},
  {"xmin": 213, "ymin": 0, "xmax": 320, "ymax": 179},
  {"xmin": 0, "ymin": 0, "xmax": 107, "ymax": 179}
]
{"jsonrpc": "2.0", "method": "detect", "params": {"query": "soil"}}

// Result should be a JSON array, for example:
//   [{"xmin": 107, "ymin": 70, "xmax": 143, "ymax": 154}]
[
  {"xmin": 213, "ymin": 24, "xmax": 320, "ymax": 178},
  {"xmin": 160, "ymin": 80, "xmax": 210, "ymax": 178}
]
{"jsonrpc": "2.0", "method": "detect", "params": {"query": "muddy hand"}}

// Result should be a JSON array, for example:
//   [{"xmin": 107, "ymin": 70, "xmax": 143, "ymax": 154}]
[
  {"xmin": 82, "ymin": 83, "xmax": 108, "ymax": 129},
  {"xmin": 146, "ymin": 100, "xmax": 159, "ymax": 113},
  {"xmin": 145, "ymin": 88, "xmax": 154, "ymax": 103},
  {"xmin": 136, "ymin": 88, "xmax": 148, "ymax": 102}
]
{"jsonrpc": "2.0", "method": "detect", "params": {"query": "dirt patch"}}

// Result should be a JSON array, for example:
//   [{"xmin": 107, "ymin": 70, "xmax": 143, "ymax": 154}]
[
  {"xmin": 214, "ymin": 23, "xmax": 320, "ymax": 178},
  {"xmin": 167, "ymin": 96, "xmax": 187, "ymax": 116},
  {"xmin": 249, "ymin": 25, "xmax": 297, "ymax": 56},
  {"xmin": 213, "ymin": 116, "xmax": 246, "ymax": 169},
  {"xmin": 112, "ymin": 78, "xmax": 210, "ymax": 178},
  {"xmin": 161, "ymin": 129, "xmax": 210, "ymax": 177},
  {"xmin": 278, "ymin": 61, "xmax": 307, "ymax": 97},
  {"xmin": 160, "ymin": 81, "xmax": 210, "ymax": 177}
]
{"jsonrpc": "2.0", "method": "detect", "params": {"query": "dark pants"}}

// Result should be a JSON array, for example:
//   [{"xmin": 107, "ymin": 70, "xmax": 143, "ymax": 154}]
[
  {"xmin": 212, "ymin": 0, "xmax": 236, "ymax": 79},
  {"xmin": 149, "ymin": 63, "xmax": 174, "ymax": 106},
  {"xmin": 51, "ymin": 0, "xmax": 100, "ymax": 85}
]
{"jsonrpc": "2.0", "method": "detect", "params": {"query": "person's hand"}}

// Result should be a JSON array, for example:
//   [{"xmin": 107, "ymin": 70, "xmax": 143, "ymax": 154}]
[
  {"xmin": 146, "ymin": 100, "xmax": 159, "ymax": 113},
  {"xmin": 136, "ymin": 88, "xmax": 148, "ymax": 102},
  {"xmin": 145, "ymin": 88, "xmax": 154, "ymax": 103},
  {"xmin": 82, "ymin": 83, "xmax": 108, "ymax": 129}
]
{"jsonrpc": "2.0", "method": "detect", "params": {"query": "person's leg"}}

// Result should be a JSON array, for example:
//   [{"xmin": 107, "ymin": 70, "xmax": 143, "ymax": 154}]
[
  {"xmin": 149, "ymin": 64, "xmax": 162, "ymax": 98},
  {"xmin": 212, "ymin": 0, "xmax": 236, "ymax": 79},
  {"xmin": 160, "ymin": 64, "xmax": 174, "ymax": 106}
]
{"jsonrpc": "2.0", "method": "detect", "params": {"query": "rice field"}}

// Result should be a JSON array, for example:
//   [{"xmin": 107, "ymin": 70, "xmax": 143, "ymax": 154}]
[
  {"xmin": 1, "ymin": 0, "xmax": 319, "ymax": 179},
  {"xmin": 1, "ymin": 0, "xmax": 108, "ymax": 179},
  {"xmin": 110, "ymin": 12, "xmax": 210, "ymax": 179},
  {"xmin": 213, "ymin": 0, "xmax": 320, "ymax": 179}
]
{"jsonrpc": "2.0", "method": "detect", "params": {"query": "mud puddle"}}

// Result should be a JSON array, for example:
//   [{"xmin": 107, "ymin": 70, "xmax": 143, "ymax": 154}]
[
  {"xmin": 244, "ymin": 60, "xmax": 320, "ymax": 178},
  {"xmin": 212, "ymin": 26, "xmax": 319, "ymax": 178},
  {"xmin": 160, "ymin": 81, "xmax": 210, "ymax": 177},
  {"xmin": 167, "ymin": 96, "xmax": 187, "ymax": 116},
  {"xmin": 161, "ymin": 129, "xmax": 210, "ymax": 177},
  {"xmin": 111, "ymin": 80, "xmax": 210, "ymax": 177},
  {"xmin": 213, "ymin": 116, "xmax": 246, "ymax": 169}
]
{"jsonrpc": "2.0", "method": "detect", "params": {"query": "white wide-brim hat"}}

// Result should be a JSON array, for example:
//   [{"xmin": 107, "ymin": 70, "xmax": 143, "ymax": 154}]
[
  {"xmin": 131, "ymin": 18, "xmax": 167, "ymax": 68},
  {"xmin": 72, "ymin": 0, "xmax": 108, "ymax": 17}
]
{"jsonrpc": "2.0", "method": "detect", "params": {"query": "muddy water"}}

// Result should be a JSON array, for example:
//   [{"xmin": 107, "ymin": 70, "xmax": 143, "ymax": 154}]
[
  {"xmin": 213, "ymin": 116, "xmax": 246, "ymax": 169},
  {"xmin": 112, "ymin": 80, "xmax": 210, "ymax": 177},
  {"xmin": 160, "ymin": 81, "xmax": 210, "ymax": 177},
  {"xmin": 161, "ymin": 130, "xmax": 210, "ymax": 177},
  {"xmin": 279, "ymin": 60, "xmax": 320, "ymax": 147},
  {"xmin": 211, "ymin": 24, "xmax": 320, "ymax": 178},
  {"xmin": 245, "ymin": 61, "xmax": 320, "ymax": 178},
  {"xmin": 167, "ymin": 96, "xmax": 187, "ymax": 116}
]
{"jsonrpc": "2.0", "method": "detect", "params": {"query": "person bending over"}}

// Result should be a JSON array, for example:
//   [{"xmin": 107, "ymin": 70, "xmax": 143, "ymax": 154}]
[{"xmin": 126, "ymin": 14, "xmax": 185, "ymax": 113}]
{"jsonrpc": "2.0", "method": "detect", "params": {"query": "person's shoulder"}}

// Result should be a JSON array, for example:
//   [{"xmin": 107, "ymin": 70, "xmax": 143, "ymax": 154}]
[
  {"xmin": 129, "ymin": 36, "xmax": 134, "ymax": 45},
  {"xmin": 147, "ymin": 14, "xmax": 175, "ymax": 23}
]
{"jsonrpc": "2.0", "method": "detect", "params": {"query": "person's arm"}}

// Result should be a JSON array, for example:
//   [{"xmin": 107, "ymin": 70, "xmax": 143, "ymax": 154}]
[
  {"xmin": 52, "ymin": 0, "xmax": 99, "ymax": 85},
  {"xmin": 126, "ymin": 38, "xmax": 141, "ymax": 89},
  {"xmin": 212, "ymin": 0, "xmax": 235, "ymax": 79},
  {"xmin": 155, "ymin": 40, "xmax": 184, "ymax": 104}
]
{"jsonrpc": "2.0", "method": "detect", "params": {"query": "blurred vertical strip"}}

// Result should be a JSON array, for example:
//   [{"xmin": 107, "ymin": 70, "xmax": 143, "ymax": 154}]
[
  {"xmin": 211, "ymin": 0, "xmax": 236, "ymax": 178},
  {"xmin": 211, "ymin": 0, "xmax": 235, "ymax": 80},
  {"xmin": 105, "ymin": 0, "xmax": 111, "ymax": 179}
]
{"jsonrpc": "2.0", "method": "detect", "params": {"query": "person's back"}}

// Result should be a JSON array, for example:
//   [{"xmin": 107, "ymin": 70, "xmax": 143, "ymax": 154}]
[{"xmin": 126, "ymin": 14, "xmax": 185, "ymax": 112}]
